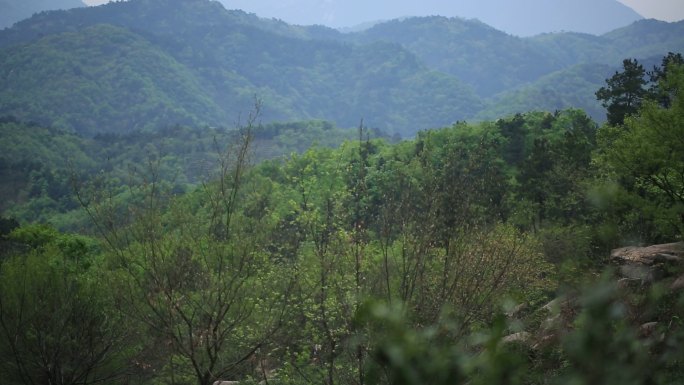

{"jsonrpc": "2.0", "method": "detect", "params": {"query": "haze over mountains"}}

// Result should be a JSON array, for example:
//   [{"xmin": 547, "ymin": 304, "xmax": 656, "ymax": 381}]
[
  {"xmin": 0, "ymin": 0, "xmax": 85, "ymax": 29},
  {"xmin": 222, "ymin": 0, "xmax": 643, "ymax": 36},
  {"xmin": 3, "ymin": 0, "xmax": 645, "ymax": 36},
  {"xmin": 0, "ymin": 0, "xmax": 682, "ymax": 136}
]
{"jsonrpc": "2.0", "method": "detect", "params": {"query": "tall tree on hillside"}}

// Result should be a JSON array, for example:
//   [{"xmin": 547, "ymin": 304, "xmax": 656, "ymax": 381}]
[
  {"xmin": 596, "ymin": 58, "xmax": 648, "ymax": 126},
  {"xmin": 598, "ymin": 63, "xmax": 684, "ymax": 240}
]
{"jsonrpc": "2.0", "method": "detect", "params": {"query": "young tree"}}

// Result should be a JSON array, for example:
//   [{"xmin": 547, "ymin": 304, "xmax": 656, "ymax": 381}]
[
  {"xmin": 281, "ymin": 146, "xmax": 361, "ymax": 385},
  {"xmin": 77, "ymin": 106, "xmax": 288, "ymax": 385}
]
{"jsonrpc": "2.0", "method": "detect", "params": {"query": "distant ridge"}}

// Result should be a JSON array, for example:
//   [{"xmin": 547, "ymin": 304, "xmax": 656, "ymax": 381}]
[{"xmin": 221, "ymin": 0, "xmax": 643, "ymax": 36}]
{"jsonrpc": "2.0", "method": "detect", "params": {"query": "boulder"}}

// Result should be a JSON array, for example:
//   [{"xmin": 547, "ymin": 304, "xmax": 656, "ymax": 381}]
[
  {"xmin": 611, "ymin": 242, "xmax": 684, "ymax": 266},
  {"xmin": 611, "ymin": 242, "xmax": 684, "ymax": 284}
]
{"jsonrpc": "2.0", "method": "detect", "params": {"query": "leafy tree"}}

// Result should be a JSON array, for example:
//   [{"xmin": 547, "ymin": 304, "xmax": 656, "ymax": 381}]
[
  {"xmin": 279, "ymin": 146, "xmax": 363, "ymax": 385},
  {"xmin": 0, "ymin": 225, "xmax": 132, "ymax": 385}
]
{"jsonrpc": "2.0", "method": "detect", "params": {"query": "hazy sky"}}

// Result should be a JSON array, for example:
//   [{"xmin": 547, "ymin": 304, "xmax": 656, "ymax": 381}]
[
  {"xmin": 618, "ymin": 0, "xmax": 684, "ymax": 21},
  {"xmin": 82, "ymin": 0, "xmax": 684, "ymax": 22}
]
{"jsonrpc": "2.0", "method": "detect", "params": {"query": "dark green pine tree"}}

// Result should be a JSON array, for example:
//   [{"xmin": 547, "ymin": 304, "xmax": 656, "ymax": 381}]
[
  {"xmin": 596, "ymin": 58, "xmax": 648, "ymax": 126},
  {"xmin": 648, "ymin": 52, "xmax": 684, "ymax": 108}
]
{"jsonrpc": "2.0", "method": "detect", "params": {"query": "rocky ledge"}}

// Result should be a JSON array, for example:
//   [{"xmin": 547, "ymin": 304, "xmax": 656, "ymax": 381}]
[
  {"xmin": 610, "ymin": 242, "xmax": 684, "ymax": 287},
  {"xmin": 611, "ymin": 242, "xmax": 684, "ymax": 265}
]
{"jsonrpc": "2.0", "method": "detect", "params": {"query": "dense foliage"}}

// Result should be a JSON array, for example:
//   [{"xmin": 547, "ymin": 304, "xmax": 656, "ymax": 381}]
[
  {"xmin": 0, "ymin": 117, "xmax": 384, "ymax": 229},
  {"xmin": 3, "ymin": 60, "xmax": 684, "ymax": 385}
]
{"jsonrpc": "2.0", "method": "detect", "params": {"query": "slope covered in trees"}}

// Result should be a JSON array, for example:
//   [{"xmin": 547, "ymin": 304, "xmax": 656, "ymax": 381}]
[
  {"xmin": 0, "ymin": 24, "xmax": 226, "ymax": 134},
  {"xmin": 348, "ymin": 16, "xmax": 684, "ymax": 97},
  {"xmin": 347, "ymin": 16, "xmax": 556, "ymax": 97},
  {"xmin": 0, "ymin": 115, "xmax": 389, "ymax": 229},
  {"xmin": 476, "ymin": 63, "xmax": 614, "ymax": 121}
]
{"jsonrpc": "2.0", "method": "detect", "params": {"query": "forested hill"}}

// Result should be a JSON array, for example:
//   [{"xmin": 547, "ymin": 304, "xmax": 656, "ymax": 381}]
[
  {"xmin": 0, "ymin": 0, "xmax": 683, "ymax": 136},
  {"xmin": 0, "ymin": 0, "xmax": 481, "ymax": 136},
  {"xmin": 346, "ymin": 17, "xmax": 684, "ymax": 97}
]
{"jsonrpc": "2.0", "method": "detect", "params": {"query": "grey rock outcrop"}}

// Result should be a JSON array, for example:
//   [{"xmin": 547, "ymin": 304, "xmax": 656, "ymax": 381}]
[
  {"xmin": 611, "ymin": 242, "xmax": 684, "ymax": 285},
  {"xmin": 611, "ymin": 242, "xmax": 684, "ymax": 265}
]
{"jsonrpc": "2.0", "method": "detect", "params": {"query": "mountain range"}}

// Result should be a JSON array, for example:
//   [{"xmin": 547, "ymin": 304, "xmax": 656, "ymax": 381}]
[
  {"xmin": 2, "ymin": 0, "xmax": 645, "ymax": 39},
  {"xmin": 0, "ymin": 0, "xmax": 683, "ymax": 137},
  {"xmin": 0, "ymin": 0, "xmax": 642, "ymax": 36}
]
